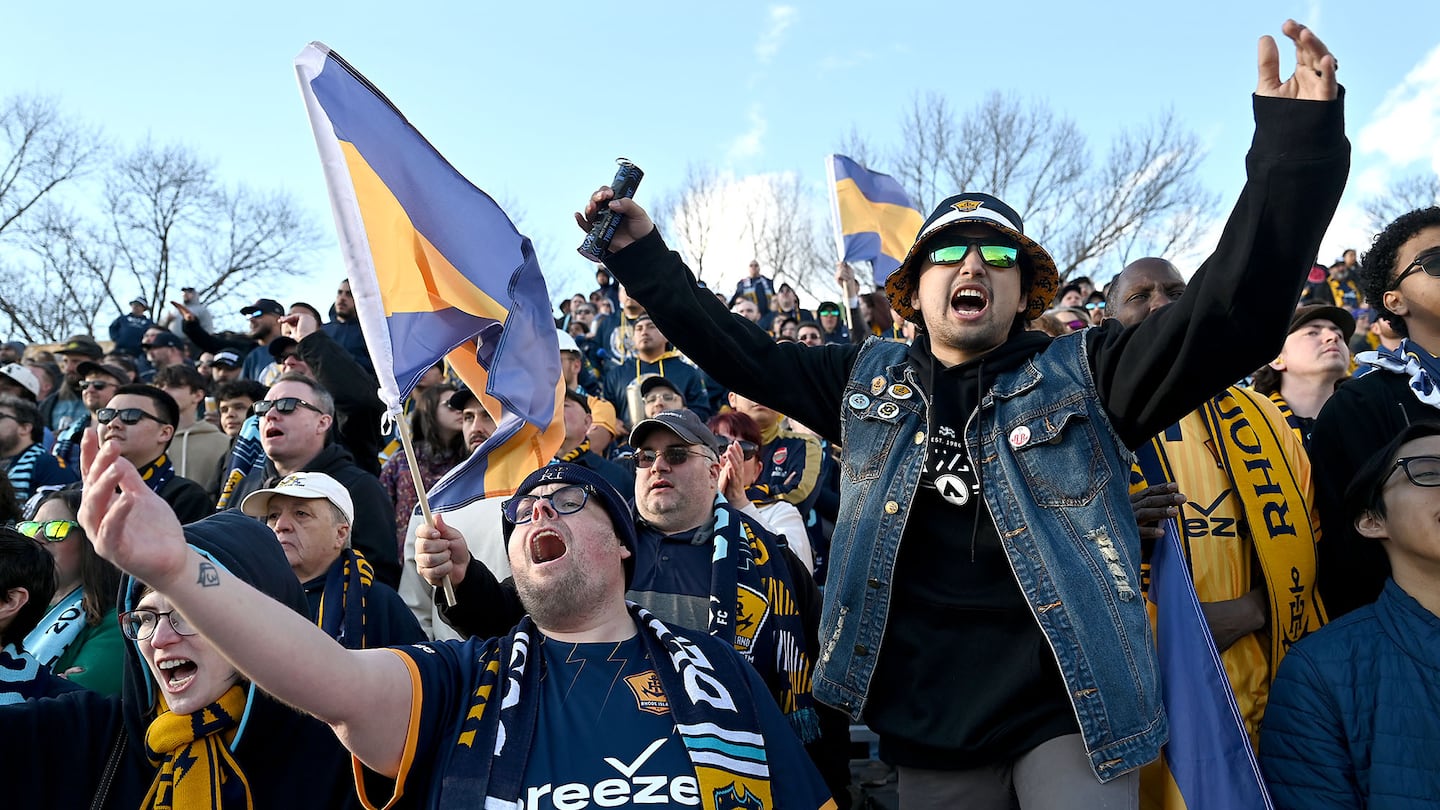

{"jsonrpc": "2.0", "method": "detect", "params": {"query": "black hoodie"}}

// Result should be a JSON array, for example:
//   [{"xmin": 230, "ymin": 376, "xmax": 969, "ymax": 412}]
[{"xmin": 0, "ymin": 512, "xmax": 370, "ymax": 809}]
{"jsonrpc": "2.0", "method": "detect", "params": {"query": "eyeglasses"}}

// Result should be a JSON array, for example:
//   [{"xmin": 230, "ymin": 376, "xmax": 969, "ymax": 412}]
[
  {"xmin": 816, "ymin": 309, "xmax": 842, "ymax": 317},
  {"xmin": 1383, "ymin": 455, "xmax": 1440, "ymax": 489},
  {"xmin": 642, "ymin": 391, "xmax": 682, "ymax": 406},
  {"xmin": 725, "ymin": 439, "xmax": 759, "ymax": 460},
  {"xmin": 0, "ymin": 413, "xmax": 18, "ymax": 425},
  {"xmin": 1085, "ymin": 302, "xmax": 1106, "ymax": 311},
  {"xmin": 928, "ymin": 237, "xmax": 1021, "ymax": 269},
  {"xmin": 502, "ymin": 484, "xmax": 596, "ymax": 524},
  {"xmin": 96, "ymin": 407, "xmax": 167, "ymax": 427},
  {"xmin": 1388, "ymin": 248, "xmax": 1440, "ymax": 290},
  {"xmin": 253, "ymin": 397, "xmax": 325, "ymax": 417},
  {"xmin": 1064, "ymin": 319, "xmax": 1087, "ymax": 330},
  {"xmin": 16, "ymin": 520, "xmax": 81, "ymax": 542},
  {"xmin": 634, "ymin": 446, "xmax": 716, "ymax": 469},
  {"xmin": 118, "ymin": 608, "xmax": 197, "ymax": 641},
  {"xmin": 77, "ymin": 380, "xmax": 114, "ymax": 391}
]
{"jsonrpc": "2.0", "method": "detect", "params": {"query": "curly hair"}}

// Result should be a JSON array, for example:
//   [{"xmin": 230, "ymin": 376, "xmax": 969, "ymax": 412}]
[{"xmin": 1358, "ymin": 206, "xmax": 1440, "ymax": 337}]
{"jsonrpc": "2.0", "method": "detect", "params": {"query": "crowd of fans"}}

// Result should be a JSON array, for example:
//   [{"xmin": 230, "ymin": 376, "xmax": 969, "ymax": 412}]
[{"xmin": 0, "ymin": 19, "xmax": 1435, "ymax": 810}]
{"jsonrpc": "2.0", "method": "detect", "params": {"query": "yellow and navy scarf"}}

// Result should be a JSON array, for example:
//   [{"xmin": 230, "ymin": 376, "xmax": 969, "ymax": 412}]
[
  {"xmin": 143, "ymin": 684, "xmax": 252, "ymax": 810},
  {"xmin": 317, "ymin": 548, "xmax": 374, "ymax": 650},
  {"xmin": 137, "ymin": 453, "xmax": 176, "ymax": 495},
  {"xmin": 447, "ymin": 604, "xmax": 779, "ymax": 809},
  {"xmin": 1134, "ymin": 387, "xmax": 1325, "ymax": 683},
  {"xmin": 707, "ymin": 498, "xmax": 819, "ymax": 743},
  {"xmin": 557, "ymin": 438, "xmax": 590, "ymax": 463}
]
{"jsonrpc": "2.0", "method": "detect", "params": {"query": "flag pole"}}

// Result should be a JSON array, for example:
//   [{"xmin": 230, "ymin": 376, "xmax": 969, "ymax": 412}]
[
  {"xmin": 824, "ymin": 155, "xmax": 855, "ymax": 333},
  {"xmin": 396, "ymin": 413, "xmax": 458, "ymax": 604}
]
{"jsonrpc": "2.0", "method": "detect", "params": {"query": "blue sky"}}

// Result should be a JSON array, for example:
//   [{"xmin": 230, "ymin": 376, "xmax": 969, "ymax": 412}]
[{"xmin": 4, "ymin": 1, "xmax": 1438, "ymax": 331}]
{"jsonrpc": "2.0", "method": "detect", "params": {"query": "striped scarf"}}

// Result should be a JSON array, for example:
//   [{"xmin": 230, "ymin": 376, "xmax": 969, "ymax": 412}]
[
  {"xmin": 1356, "ymin": 339, "xmax": 1440, "ymax": 408},
  {"xmin": 707, "ymin": 497, "xmax": 819, "ymax": 744},
  {"xmin": 444, "ymin": 604, "xmax": 777, "ymax": 809},
  {"xmin": 317, "ymin": 548, "xmax": 374, "ymax": 649},
  {"xmin": 3, "ymin": 443, "xmax": 49, "ymax": 502},
  {"xmin": 21, "ymin": 587, "xmax": 87, "ymax": 671},
  {"xmin": 216, "ymin": 416, "xmax": 265, "ymax": 510},
  {"xmin": 143, "ymin": 684, "xmax": 253, "ymax": 810},
  {"xmin": 557, "ymin": 438, "xmax": 590, "ymax": 463},
  {"xmin": 137, "ymin": 453, "xmax": 176, "ymax": 496}
]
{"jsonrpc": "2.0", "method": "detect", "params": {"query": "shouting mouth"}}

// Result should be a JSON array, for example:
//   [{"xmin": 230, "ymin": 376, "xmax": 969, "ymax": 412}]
[
  {"xmin": 951, "ymin": 287, "xmax": 990, "ymax": 320},
  {"xmin": 529, "ymin": 527, "xmax": 568, "ymax": 565},
  {"xmin": 158, "ymin": 658, "xmax": 199, "ymax": 692}
]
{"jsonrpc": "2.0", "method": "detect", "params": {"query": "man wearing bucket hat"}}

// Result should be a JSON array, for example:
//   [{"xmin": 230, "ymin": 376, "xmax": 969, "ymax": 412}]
[{"xmin": 575, "ymin": 20, "xmax": 1348, "ymax": 805}]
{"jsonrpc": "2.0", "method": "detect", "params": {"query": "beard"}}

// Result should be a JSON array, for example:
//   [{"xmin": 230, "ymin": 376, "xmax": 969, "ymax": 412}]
[{"xmin": 514, "ymin": 564, "xmax": 602, "ymax": 629}]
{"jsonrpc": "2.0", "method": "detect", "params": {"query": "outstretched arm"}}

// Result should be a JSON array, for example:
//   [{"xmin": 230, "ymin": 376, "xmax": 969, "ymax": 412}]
[{"xmin": 76, "ymin": 429, "xmax": 413, "ymax": 777}]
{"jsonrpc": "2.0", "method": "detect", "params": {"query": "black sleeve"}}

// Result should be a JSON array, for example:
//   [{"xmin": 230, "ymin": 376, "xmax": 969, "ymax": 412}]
[
  {"xmin": 165, "ymin": 477, "xmax": 217, "ymax": 523},
  {"xmin": 604, "ymin": 234, "xmax": 860, "ymax": 444},
  {"xmin": 182, "ymin": 319, "xmax": 254, "ymax": 357},
  {"xmin": 1309, "ymin": 379, "xmax": 1404, "ymax": 616},
  {"xmin": 297, "ymin": 330, "xmax": 385, "ymax": 475},
  {"xmin": 435, "ymin": 558, "xmax": 526, "ymax": 639},
  {"xmin": 347, "ymin": 474, "xmax": 401, "ymax": 589},
  {"xmin": 0, "ymin": 690, "xmax": 125, "ymax": 807},
  {"xmin": 1089, "ymin": 94, "xmax": 1350, "ymax": 448}
]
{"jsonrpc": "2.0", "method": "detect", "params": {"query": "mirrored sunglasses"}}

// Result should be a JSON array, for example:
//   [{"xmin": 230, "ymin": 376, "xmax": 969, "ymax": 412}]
[
  {"xmin": 928, "ymin": 238, "xmax": 1020, "ymax": 269},
  {"xmin": 17, "ymin": 520, "xmax": 81, "ymax": 542}
]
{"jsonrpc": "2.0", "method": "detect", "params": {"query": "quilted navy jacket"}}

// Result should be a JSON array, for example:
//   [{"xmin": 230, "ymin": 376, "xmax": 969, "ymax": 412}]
[{"xmin": 1259, "ymin": 579, "xmax": 1440, "ymax": 808}]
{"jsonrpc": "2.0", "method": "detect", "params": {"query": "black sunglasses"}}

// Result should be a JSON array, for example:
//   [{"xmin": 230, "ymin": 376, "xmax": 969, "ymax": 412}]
[
  {"xmin": 77, "ymin": 380, "xmax": 115, "ymax": 391},
  {"xmin": 96, "ymin": 407, "xmax": 167, "ymax": 426},
  {"xmin": 634, "ymin": 446, "xmax": 716, "ymax": 469},
  {"xmin": 253, "ymin": 397, "xmax": 325, "ymax": 417},
  {"xmin": 725, "ymin": 439, "xmax": 759, "ymax": 460},
  {"xmin": 1388, "ymin": 248, "xmax": 1440, "ymax": 291}
]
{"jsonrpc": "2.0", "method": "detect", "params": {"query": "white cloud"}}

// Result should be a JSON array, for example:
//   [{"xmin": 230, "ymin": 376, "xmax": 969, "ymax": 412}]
[
  {"xmin": 755, "ymin": 6, "xmax": 797, "ymax": 64},
  {"xmin": 726, "ymin": 105, "xmax": 768, "ymax": 162},
  {"xmin": 1357, "ymin": 43, "xmax": 1440, "ymax": 174}
]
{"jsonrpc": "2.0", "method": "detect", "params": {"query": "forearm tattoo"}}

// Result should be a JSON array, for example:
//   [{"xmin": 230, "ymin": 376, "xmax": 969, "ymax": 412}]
[{"xmin": 197, "ymin": 561, "xmax": 220, "ymax": 587}]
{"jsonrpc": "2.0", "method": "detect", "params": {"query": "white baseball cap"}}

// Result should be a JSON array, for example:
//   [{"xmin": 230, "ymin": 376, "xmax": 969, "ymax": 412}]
[
  {"xmin": 0, "ymin": 363, "xmax": 40, "ymax": 399},
  {"xmin": 240, "ymin": 471, "xmax": 354, "ymax": 524}
]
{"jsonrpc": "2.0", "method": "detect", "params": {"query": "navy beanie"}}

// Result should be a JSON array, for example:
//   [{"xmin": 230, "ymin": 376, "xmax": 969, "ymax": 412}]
[{"xmin": 502, "ymin": 462, "xmax": 637, "ymax": 586}]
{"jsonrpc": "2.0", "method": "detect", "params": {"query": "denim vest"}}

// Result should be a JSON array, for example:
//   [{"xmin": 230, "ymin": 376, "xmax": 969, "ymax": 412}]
[{"xmin": 815, "ymin": 334, "xmax": 1166, "ymax": 779}]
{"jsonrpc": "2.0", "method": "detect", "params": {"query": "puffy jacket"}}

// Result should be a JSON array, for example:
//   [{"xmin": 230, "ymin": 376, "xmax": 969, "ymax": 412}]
[{"xmin": 1260, "ymin": 579, "xmax": 1440, "ymax": 808}]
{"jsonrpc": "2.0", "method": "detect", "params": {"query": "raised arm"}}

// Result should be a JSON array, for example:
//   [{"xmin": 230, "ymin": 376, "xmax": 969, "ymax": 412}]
[
  {"xmin": 575, "ymin": 191, "xmax": 858, "ymax": 443},
  {"xmin": 76, "ymin": 429, "xmax": 413, "ymax": 777},
  {"xmin": 1092, "ymin": 20, "xmax": 1349, "ymax": 446}
]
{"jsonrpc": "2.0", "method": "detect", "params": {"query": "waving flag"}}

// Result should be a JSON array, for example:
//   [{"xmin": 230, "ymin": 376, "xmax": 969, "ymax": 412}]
[
  {"xmin": 295, "ymin": 43, "xmax": 562, "ymax": 507},
  {"xmin": 1136, "ymin": 448, "xmax": 1273, "ymax": 810},
  {"xmin": 826, "ymin": 155, "xmax": 925, "ymax": 286}
]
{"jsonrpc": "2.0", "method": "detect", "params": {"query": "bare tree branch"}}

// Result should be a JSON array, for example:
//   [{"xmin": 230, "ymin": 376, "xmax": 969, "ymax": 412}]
[{"xmin": 1362, "ymin": 172, "xmax": 1440, "ymax": 236}]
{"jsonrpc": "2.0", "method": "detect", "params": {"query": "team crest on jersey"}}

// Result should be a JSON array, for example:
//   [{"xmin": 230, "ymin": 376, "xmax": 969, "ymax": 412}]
[
  {"xmin": 733, "ymin": 584, "xmax": 769, "ymax": 653},
  {"xmin": 715, "ymin": 783, "xmax": 765, "ymax": 810},
  {"xmin": 624, "ymin": 670, "xmax": 670, "ymax": 716},
  {"xmin": 770, "ymin": 446, "xmax": 787, "ymax": 465},
  {"xmin": 951, "ymin": 199, "xmax": 983, "ymax": 213}
]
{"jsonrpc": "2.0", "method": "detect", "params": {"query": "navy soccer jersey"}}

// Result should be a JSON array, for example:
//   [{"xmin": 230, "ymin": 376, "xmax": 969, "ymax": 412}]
[{"xmin": 369, "ymin": 628, "xmax": 835, "ymax": 809}]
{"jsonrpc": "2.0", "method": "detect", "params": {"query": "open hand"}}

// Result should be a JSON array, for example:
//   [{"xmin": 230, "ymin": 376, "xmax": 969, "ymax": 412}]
[
  {"xmin": 1257, "ymin": 20, "xmax": 1338, "ymax": 101},
  {"xmin": 77, "ymin": 428, "xmax": 190, "ymax": 590}
]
